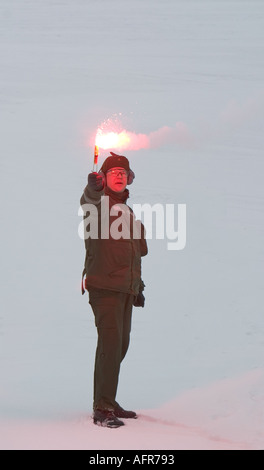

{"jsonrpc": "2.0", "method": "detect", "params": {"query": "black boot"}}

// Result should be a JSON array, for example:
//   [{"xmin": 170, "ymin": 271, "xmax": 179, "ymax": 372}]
[
  {"xmin": 114, "ymin": 404, "xmax": 137, "ymax": 419},
  {"xmin": 93, "ymin": 409, "xmax": 125, "ymax": 428}
]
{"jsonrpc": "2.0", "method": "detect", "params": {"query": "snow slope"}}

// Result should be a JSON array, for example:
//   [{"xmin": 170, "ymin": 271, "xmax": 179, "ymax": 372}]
[
  {"xmin": 0, "ymin": 0, "xmax": 263, "ymax": 450},
  {"xmin": 1, "ymin": 369, "xmax": 263, "ymax": 450}
]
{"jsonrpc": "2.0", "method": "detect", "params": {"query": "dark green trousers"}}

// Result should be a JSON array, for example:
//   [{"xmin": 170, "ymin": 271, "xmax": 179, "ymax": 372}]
[{"xmin": 89, "ymin": 288, "xmax": 134, "ymax": 411}]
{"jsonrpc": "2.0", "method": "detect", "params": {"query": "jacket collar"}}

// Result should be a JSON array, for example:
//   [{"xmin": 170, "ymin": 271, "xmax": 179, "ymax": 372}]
[{"xmin": 104, "ymin": 186, "xmax": 129, "ymax": 203}]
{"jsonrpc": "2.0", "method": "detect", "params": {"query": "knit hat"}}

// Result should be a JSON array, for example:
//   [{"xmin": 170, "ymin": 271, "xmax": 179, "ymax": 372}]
[{"xmin": 100, "ymin": 152, "xmax": 130, "ymax": 174}]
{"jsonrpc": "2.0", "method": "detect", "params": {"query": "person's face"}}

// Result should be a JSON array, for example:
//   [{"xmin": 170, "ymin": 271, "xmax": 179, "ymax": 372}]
[{"xmin": 106, "ymin": 167, "xmax": 128, "ymax": 193}]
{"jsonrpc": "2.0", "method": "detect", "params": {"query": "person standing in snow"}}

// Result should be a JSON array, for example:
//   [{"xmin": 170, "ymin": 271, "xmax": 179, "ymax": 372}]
[{"xmin": 80, "ymin": 152, "xmax": 148, "ymax": 428}]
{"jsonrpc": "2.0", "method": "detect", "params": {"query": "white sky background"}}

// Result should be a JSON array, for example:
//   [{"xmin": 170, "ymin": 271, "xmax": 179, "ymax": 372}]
[{"xmin": 0, "ymin": 0, "xmax": 264, "ymax": 449}]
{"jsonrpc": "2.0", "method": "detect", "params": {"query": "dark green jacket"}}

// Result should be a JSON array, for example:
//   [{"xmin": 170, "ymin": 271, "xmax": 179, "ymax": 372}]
[{"xmin": 80, "ymin": 184, "xmax": 148, "ymax": 296}]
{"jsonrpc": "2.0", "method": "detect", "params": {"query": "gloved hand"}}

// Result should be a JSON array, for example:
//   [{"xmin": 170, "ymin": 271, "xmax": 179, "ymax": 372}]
[
  {"xmin": 133, "ymin": 291, "xmax": 145, "ymax": 308},
  {"xmin": 88, "ymin": 172, "xmax": 104, "ymax": 191}
]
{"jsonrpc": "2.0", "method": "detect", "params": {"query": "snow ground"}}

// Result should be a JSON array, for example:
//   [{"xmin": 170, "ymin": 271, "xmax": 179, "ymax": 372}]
[
  {"xmin": 0, "ymin": 0, "xmax": 264, "ymax": 450},
  {"xmin": 1, "ymin": 369, "xmax": 263, "ymax": 450}
]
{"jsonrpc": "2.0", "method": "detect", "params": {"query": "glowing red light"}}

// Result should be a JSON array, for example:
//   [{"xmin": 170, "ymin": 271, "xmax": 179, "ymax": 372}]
[
  {"xmin": 95, "ymin": 129, "xmax": 131, "ymax": 150},
  {"xmin": 94, "ymin": 145, "xmax": 99, "ymax": 165}
]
